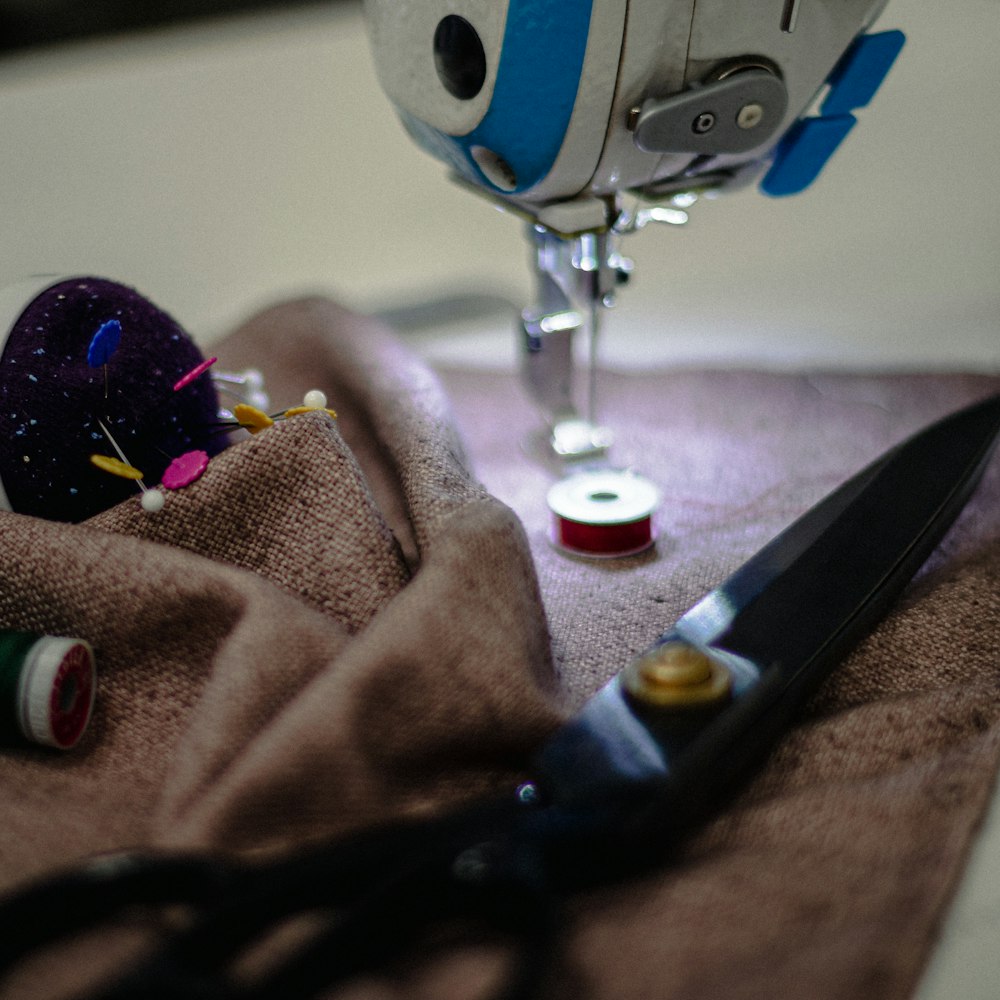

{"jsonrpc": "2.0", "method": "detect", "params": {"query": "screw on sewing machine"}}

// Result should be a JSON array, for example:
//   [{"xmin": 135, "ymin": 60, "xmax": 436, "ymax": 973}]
[
  {"xmin": 692, "ymin": 112, "xmax": 716, "ymax": 135},
  {"xmin": 737, "ymin": 103, "xmax": 765, "ymax": 130}
]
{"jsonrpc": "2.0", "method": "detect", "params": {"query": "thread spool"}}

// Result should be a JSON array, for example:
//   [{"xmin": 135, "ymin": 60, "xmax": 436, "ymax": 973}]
[
  {"xmin": 0, "ymin": 632, "xmax": 96, "ymax": 749},
  {"xmin": 547, "ymin": 469, "xmax": 660, "ymax": 557}
]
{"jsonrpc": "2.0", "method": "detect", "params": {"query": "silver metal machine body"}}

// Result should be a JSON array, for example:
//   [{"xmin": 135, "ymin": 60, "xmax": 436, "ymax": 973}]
[{"xmin": 364, "ymin": 0, "xmax": 900, "ymax": 458}]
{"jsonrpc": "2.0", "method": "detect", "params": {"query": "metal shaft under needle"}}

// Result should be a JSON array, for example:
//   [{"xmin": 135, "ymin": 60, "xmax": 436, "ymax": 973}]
[
  {"xmin": 583, "ymin": 255, "xmax": 603, "ymax": 432},
  {"xmin": 521, "ymin": 226, "xmax": 614, "ymax": 463}
]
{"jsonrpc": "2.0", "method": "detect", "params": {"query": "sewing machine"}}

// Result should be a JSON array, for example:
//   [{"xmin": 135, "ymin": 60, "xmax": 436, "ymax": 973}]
[
  {"xmin": 363, "ymin": 0, "xmax": 904, "ymax": 460},
  {"xmin": 0, "ymin": 5, "xmax": 996, "ymax": 997}
]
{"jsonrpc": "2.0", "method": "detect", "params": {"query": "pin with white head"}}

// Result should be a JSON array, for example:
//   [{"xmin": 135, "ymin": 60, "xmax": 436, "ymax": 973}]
[{"xmin": 90, "ymin": 418, "xmax": 166, "ymax": 514}]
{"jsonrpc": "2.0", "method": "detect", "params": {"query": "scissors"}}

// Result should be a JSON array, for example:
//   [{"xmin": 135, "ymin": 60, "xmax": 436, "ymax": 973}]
[{"xmin": 1, "ymin": 393, "xmax": 998, "ymax": 1000}]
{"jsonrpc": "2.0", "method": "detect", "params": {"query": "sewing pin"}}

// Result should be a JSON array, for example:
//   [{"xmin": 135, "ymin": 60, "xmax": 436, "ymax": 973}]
[
  {"xmin": 207, "ymin": 390, "xmax": 337, "ymax": 436},
  {"xmin": 173, "ymin": 356, "xmax": 218, "ymax": 393},
  {"xmin": 94, "ymin": 418, "xmax": 164, "ymax": 513},
  {"xmin": 232, "ymin": 404, "xmax": 274, "ymax": 434},
  {"xmin": 211, "ymin": 368, "xmax": 269, "ymax": 410},
  {"xmin": 89, "ymin": 454, "xmax": 144, "ymax": 480},
  {"xmin": 283, "ymin": 389, "xmax": 338, "ymax": 420},
  {"xmin": 87, "ymin": 319, "xmax": 121, "ymax": 400},
  {"xmin": 161, "ymin": 450, "xmax": 210, "ymax": 490}
]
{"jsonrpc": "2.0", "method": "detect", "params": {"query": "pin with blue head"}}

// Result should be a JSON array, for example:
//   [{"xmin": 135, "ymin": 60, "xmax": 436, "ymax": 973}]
[{"xmin": 0, "ymin": 277, "xmax": 226, "ymax": 522}]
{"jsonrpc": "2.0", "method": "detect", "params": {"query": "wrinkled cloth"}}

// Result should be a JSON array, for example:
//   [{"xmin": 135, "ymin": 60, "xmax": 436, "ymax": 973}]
[{"xmin": 0, "ymin": 297, "xmax": 997, "ymax": 1000}]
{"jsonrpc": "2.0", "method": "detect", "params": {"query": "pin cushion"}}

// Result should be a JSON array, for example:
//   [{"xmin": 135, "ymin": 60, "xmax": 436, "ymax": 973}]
[{"xmin": 0, "ymin": 277, "xmax": 224, "ymax": 522}]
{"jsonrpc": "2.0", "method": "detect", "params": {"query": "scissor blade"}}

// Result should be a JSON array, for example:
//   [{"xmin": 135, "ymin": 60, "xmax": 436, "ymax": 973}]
[
  {"xmin": 535, "ymin": 393, "xmax": 1000, "ymax": 828},
  {"xmin": 682, "ymin": 390, "xmax": 1000, "ymax": 679}
]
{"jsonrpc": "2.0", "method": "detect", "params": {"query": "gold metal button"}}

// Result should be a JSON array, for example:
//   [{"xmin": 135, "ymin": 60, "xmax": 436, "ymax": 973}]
[{"xmin": 623, "ymin": 642, "xmax": 732, "ymax": 708}]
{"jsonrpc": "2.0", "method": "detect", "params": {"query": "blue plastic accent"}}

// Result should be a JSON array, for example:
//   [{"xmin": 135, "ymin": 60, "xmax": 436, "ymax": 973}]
[
  {"xmin": 760, "ymin": 114, "xmax": 857, "ymax": 198},
  {"xmin": 822, "ymin": 30, "xmax": 906, "ymax": 116},
  {"xmin": 459, "ymin": 0, "xmax": 593, "ymax": 193},
  {"xmin": 408, "ymin": 0, "xmax": 594, "ymax": 195},
  {"xmin": 759, "ymin": 29, "xmax": 905, "ymax": 198}
]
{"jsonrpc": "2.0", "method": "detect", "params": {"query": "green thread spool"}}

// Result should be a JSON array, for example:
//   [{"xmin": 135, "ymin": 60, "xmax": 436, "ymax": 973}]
[{"xmin": 0, "ymin": 632, "xmax": 96, "ymax": 749}]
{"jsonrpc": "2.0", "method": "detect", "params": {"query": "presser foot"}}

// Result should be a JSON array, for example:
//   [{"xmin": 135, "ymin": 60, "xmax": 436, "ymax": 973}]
[
  {"xmin": 550, "ymin": 417, "xmax": 614, "ymax": 461},
  {"xmin": 521, "ymin": 419, "xmax": 614, "ymax": 482}
]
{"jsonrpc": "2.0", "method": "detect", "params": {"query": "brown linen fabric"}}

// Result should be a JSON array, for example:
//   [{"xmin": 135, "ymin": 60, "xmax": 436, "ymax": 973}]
[{"xmin": 0, "ymin": 297, "xmax": 997, "ymax": 1000}]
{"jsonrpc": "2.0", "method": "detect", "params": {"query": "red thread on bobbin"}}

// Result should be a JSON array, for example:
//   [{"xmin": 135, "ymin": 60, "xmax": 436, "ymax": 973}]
[
  {"xmin": 48, "ymin": 643, "xmax": 96, "ymax": 749},
  {"xmin": 547, "ymin": 469, "xmax": 660, "ymax": 558},
  {"xmin": 554, "ymin": 514, "xmax": 654, "ymax": 556}
]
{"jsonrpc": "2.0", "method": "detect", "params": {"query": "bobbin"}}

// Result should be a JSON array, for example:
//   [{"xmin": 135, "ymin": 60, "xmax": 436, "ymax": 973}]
[
  {"xmin": 0, "ymin": 632, "xmax": 96, "ymax": 749},
  {"xmin": 547, "ymin": 468, "xmax": 660, "ymax": 557}
]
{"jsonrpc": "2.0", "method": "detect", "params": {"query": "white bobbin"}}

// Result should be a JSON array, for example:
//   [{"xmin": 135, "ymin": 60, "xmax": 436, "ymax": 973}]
[{"xmin": 547, "ymin": 468, "xmax": 660, "ymax": 558}]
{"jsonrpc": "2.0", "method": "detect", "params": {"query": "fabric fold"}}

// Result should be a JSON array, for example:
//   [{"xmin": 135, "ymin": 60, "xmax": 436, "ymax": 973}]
[{"xmin": 0, "ymin": 297, "xmax": 996, "ymax": 1000}]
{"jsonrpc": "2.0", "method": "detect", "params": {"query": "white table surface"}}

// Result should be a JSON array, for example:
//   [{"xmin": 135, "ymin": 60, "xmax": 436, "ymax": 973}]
[{"xmin": 1, "ymin": 2, "xmax": 997, "ymax": 996}]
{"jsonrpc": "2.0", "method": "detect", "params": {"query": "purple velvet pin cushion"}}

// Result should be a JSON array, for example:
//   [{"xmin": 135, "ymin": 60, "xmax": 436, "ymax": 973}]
[{"xmin": 0, "ymin": 276, "xmax": 224, "ymax": 522}]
